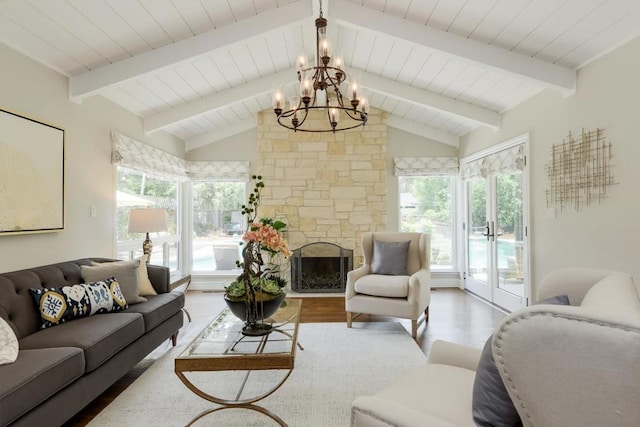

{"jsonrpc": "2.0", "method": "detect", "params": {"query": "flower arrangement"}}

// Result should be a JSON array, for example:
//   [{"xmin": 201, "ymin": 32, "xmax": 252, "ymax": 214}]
[{"xmin": 224, "ymin": 176, "xmax": 291, "ymax": 333}]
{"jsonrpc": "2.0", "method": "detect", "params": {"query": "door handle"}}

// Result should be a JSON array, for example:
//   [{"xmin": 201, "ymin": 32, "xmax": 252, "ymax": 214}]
[
  {"xmin": 492, "ymin": 221, "xmax": 500, "ymax": 240},
  {"xmin": 482, "ymin": 221, "xmax": 494, "ymax": 241}
]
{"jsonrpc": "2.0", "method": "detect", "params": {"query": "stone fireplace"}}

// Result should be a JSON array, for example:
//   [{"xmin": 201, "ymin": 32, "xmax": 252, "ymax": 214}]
[
  {"xmin": 255, "ymin": 108, "xmax": 388, "ymax": 262},
  {"xmin": 290, "ymin": 242, "xmax": 353, "ymax": 293}
]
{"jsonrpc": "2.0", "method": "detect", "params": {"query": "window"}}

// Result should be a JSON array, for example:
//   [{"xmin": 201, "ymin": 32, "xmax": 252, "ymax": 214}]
[
  {"xmin": 399, "ymin": 176, "xmax": 455, "ymax": 271},
  {"xmin": 116, "ymin": 167, "xmax": 180, "ymax": 272},
  {"xmin": 191, "ymin": 181, "xmax": 246, "ymax": 273}
]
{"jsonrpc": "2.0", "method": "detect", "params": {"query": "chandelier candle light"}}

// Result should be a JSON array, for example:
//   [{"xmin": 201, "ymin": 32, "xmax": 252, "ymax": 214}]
[{"xmin": 272, "ymin": 0, "xmax": 368, "ymax": 132}]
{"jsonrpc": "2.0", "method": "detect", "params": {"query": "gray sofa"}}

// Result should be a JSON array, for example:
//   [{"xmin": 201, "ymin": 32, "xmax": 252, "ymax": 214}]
[{"xmin": 0, "ymin": 258, "xmax": 185, "ymax": 427}]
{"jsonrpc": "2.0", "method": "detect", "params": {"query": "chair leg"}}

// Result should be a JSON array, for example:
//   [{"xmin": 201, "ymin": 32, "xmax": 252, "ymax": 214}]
[
  {"xmin": 411, "ymin": 320, "xmax": 417, "ymax": 339},
  {"xmin": 171, "ymin": 331, "xmax": 178, "ymax": 347},
  {"xmin": 425, "ymin": 305, "xmax": 429, "ymax": 321},
  {"xmin": 346, "ymin": 311, "xmax": 352, "ymax": 328}
]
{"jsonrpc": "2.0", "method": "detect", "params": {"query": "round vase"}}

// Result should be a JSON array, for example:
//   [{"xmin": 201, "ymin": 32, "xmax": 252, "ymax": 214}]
[{"xmin": 224, "ymin": 292, "xmax": 286, "ymax": 335}]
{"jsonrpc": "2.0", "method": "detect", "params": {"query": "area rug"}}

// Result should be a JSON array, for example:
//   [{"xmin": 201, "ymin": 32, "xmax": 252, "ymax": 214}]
[{"xmin": 88, "ymin": 321, "xmax": 426, "ymax": 426}]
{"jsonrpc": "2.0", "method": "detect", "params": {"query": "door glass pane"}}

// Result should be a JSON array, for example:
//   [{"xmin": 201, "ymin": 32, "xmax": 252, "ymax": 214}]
[
  {"xmin": 468, "ymin": 178, "xmax": 488, "ymax": 282},
  {"xmin": 399, "ymin": 176, "xmax": 454, "ymax": 271},
  {"xmin": 496, "ymin": 173, "xmax": 524, "ymax": 297},
  {"xmin": 192, "ymin": 181, "xmax": 245, "ymax": 273}
]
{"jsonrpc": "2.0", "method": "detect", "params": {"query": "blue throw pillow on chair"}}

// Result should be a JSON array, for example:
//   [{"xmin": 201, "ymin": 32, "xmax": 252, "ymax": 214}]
[
  {"xmin": 472, "ymin": 294, "xmax": 570, "ymax": 427},
  {"xmin": 371, "ymin": 240, "xmax": 411, "ymax": 275}
]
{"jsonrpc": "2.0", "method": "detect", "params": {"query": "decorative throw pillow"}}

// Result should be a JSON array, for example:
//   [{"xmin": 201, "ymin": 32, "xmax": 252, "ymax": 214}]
[
  {"xmin": 135, "ymin": 255, "xmax": 157, "ymax": 296},
  {"xmin": 92, "ymin": 256, "xmax": 156, "ymax": 297},
  {"xmin": 82, "ymin": 259, "xmax": 147, "ymax": 304},
  {"xmin": 371, "ymin": 240, "xmax": 411, "ymax": 275},
  {"xmin": 0, "ymin": 317, "xmax": 19, "ymax": 365},
  {"xmin": 29, "ymin": 278, "xmax": 128, "ymax": 329},
  {"xmin": 472, "ymin": 294, "xmax": 571, "ymax": 427}
]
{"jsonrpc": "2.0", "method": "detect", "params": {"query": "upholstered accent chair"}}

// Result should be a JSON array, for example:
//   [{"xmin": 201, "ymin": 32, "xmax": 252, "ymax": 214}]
[
  {"xmin": 351, "ymin": 268, "xmax": 640, "ymax": 427},
  {"xmin": 346, "ymin": 232, "xmax": 430, "ymax": 338}
]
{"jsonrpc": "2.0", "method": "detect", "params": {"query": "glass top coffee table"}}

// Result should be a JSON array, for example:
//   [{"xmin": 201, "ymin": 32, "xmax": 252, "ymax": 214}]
[{"xmin": 175, "ymin": 298, "xmax": 303, "ymax": 426}]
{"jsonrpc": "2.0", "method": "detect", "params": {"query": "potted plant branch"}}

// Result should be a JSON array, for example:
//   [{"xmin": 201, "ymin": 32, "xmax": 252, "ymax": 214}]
[{"xmin": 224, "ymin": 175, "xmax": 292, "ymax": 336}]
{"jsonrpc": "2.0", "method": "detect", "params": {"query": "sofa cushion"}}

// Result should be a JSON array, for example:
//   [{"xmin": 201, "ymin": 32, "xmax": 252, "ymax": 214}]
[
  {"xmin": 0, "ymin": 317, "xmax": 19, "ymax": 365},
  {"xmin": 580, "ymin": 273, "xmax": 640, "ymax": 322},
  {"xmin": 82, "ymin": 260, "xmax": 147, "ymax": 304},
  {"xmin": 472, "ymin": 337, "xmax": 523, "ymax": 427},
  {"xmin": 355, "ymin": 274, "xmax": 409, "ymax": 298},
  {"xmin": 136, "ymin": 255, "xmax": 157, "ymax": 296},
  {"xmin": 19, "ymin": 313, "xmax": 144, "ymax": 373},
  {"xmin": 371, "ymin": 240, "xmax": 411, "ymax": 275},
  {"xmin": 472, "ymin": 294, "xmax": 570, "ymax": 427},
  {"xmin": 120, "ymin": 292, "xmax": 185, "ymax": 332},
  {"xmin": 0, "ymin": 347, "xmax": 84, "ymax": 426},
  {"xmin": 373, "ymin": 363, "xmax": 477, "ymax": 427},
  {"xmin": 29, "ymin": 278, "xmax": 128, "ymax": 328},
  {"xmin": 92, "ymin": 256, "xmax": 157, "ymax": 297}
]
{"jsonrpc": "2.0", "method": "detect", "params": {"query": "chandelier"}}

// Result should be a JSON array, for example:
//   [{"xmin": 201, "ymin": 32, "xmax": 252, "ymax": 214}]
[{"xmin": 271, "ymin": 0, "xmax": 368, "ymax": 133}]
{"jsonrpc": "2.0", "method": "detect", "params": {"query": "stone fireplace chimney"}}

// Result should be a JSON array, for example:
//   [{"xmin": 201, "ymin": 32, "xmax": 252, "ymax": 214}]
[{"xmin": 255, "ymin": 108, "xmax": 388, "ymax": 258}]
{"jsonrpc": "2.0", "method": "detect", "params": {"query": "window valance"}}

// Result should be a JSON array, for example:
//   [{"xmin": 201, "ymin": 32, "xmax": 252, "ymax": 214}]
[
  {"xmin": 460, "ymin": 145, "xmax": 524, "ymax": 180},
  {"xmin": 186, "ymin": 161, "xmax": 249, "ymax": 181},
  {"xmin": 111, "ymin": 131, "xmax": 249, "ymax": 181},
  {"xmin": 394, "ymin": 157, "xmax": 459, "ymax": 176}
]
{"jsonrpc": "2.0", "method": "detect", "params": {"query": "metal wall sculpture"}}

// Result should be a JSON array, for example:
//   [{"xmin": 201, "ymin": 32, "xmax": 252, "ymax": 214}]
[{"xmin": 545, "ymin": 128, "xmax": 616, "ymax": 211}]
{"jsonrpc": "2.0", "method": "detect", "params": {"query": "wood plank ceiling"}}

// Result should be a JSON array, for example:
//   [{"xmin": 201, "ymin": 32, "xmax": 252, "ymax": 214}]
[{"xmin": 0, "ymin": 0, "xmax": 638, "ymax": 149}]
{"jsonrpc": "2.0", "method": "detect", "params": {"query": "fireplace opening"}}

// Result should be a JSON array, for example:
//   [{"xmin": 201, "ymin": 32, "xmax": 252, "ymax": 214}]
[{"xmin": 290, "ymin": 242, "xmax": 353, "ymax": 293}]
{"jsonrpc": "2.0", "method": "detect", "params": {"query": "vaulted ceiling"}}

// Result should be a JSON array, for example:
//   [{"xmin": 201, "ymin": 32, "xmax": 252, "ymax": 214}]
[{"xmin": 1, "ymin": 0, "xmax": 639, "ymax": 150}]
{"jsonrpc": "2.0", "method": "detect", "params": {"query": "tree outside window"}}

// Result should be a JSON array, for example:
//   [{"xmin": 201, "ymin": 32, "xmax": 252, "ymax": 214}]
[
  {"xmin": 191, "ymin": 181, "xmax": 246, "ymax": 273},
  {"xmin": 399, "ymin": 176, "xmax": 454, "ymax": 271},
  {"xmin": 116, "ymin": 167, "xmax": 179, "ymax": 270}
]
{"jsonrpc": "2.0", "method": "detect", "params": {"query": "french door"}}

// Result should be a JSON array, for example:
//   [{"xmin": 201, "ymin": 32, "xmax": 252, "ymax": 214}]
[{"xmin": 463, "ymin": 137, "xmax": 529, "ymax": 312}]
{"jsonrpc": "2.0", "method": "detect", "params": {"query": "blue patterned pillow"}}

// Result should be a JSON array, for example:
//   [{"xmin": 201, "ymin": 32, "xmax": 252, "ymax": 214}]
[{"xmin": 29, "ymin": 278, "xmax": 128, "ymax": 329}]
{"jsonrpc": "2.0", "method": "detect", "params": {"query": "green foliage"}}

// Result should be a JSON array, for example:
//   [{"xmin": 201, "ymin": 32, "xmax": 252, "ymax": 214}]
[
  {"xmin": 496, "ymin": 174, "xmax": 523, "ymax": 234},
  {"xmin": 263, "ymin": 274, "xmax": 287, "ymax": 288},
  {"xmin": 469, "ymin": 178, "xmax": 487, "ymax": 228},
  {"xmin": 118, "ymin": 169, "xmax": 176, "ymax": 198},
  {"xmin": 193, "ymin": 181, "xmax": 244, "ymax": 212},
  {"xmin": 468, "ymin": 174, "xmax": 523, "ymax": 234},
  {"xmin": 116, "ymin": 168, "xmax": 178, "ymax": 241},
  {"xmin": 263, "ymin": 219, "xmax": 287, "ymax": 231},
  {"xmin": 241, "ymin": 175, "xmax": 264, "ymax": 225},
  {"xmin": 224, "ymin": 276, "xmax": 285, "ymax": 301}
]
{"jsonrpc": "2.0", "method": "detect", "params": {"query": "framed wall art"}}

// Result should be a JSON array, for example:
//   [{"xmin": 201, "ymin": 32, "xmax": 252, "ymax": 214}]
[{"xmin": 0, "ymin": 108, "xmax": 64, "ymax": 234}]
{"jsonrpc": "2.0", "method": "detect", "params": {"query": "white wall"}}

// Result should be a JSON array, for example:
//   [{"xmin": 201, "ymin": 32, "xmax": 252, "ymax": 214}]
[
  {"xmin": 185, "ymin": 128, "xmax": 258, "ymax": 167},
  {"xmin": 460, "ymin": 36, "xmax": 640, "ymax": 291},
  {"xmin": 387, "ymin": 127, "xmax": 459, "ymax": 230},
  {"xmin": 0, "ymin": 43, "xmax": 184, "ymax": 273}
]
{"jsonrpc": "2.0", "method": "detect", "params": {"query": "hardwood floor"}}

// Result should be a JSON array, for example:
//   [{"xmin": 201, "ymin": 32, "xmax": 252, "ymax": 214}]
[{"xmin": 64, "ymin": 288, "xmax": 505, "ymax": 426}]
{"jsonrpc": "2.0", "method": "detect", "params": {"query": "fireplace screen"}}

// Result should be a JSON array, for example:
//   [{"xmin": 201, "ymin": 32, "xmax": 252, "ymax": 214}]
[{"xmin": 290, "ymin": 242, "xmax": 353, "ymax": 293}]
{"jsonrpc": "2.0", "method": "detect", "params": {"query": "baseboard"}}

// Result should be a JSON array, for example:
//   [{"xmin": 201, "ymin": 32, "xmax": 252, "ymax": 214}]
[
  {"xmin": 189, "ymin": 276, "xmax": 232, "ymax": 291},
  {"xmin": 430, "ymin": 272, "xmax": 463, "ymax": 288}
]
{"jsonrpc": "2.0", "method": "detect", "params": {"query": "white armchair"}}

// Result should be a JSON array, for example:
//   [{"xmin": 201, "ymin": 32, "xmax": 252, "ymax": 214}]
[
  {"xmin": 345, "ymin": 232, "xmax": 430, "ymax": 338},
  {"xmin": 351, "ymin": 268, "xmax": 640, "ymax": 427}
]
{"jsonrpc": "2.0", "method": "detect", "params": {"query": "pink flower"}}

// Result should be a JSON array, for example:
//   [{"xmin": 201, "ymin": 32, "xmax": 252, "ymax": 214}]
[{"xmin": 242, "ymin": 222, "xmax": 291, "ymax": 258}]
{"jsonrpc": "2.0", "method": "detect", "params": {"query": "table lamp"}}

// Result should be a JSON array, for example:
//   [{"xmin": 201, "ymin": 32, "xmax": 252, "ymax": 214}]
[{"xmin": 128, "ymin": 208, "xmax": 168, "ymax": 262}]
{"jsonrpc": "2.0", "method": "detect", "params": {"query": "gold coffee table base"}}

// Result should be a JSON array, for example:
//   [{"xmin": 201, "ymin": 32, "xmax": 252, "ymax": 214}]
[
  {"xmin": 176, "ymin": 366, "xmax": 293, "ymax": 426},
  {"xmin": 175, "ymin": 299, "xmax": 302, "ymax": 426}
]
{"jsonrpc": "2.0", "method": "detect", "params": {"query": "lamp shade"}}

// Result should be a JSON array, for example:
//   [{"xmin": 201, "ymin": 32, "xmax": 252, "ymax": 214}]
[{"xmin": 128, "ymin": 208, "xmax": 168, "ymax": 233}]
